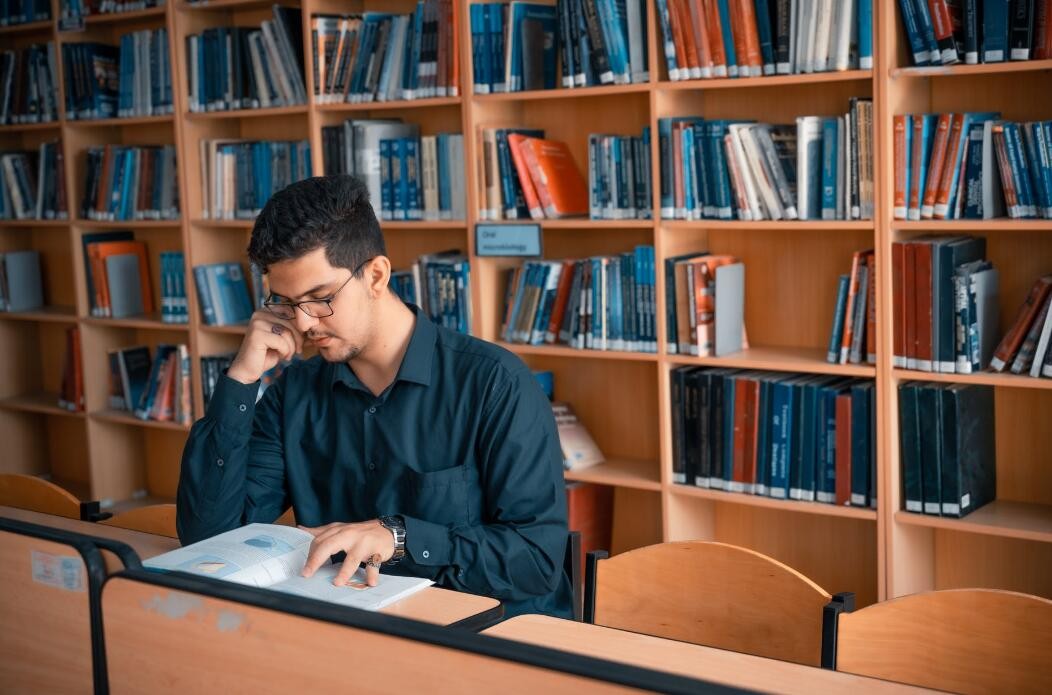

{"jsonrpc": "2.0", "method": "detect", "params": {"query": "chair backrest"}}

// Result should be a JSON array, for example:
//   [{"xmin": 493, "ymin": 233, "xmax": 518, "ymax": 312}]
[
  {"xmin": 0, "ymin": 474, "xmax": 82, "ymax": 519},
  {"xmin": 274, "ymin": 507, "xmax": 297, "ymax": 526},
  {"xmin": 564, "ymin": 530, "xmax": 582, "ymax": 621},
  {"xmin": 835, "ymin": 588, "xmax": 1052, "ymax": 694},
  {"xmin": 585, "ymin": 540, "xmax": 835, "ymax": 666},
  {"xmin": 99, "ymin": 504, "xmax": 178, "ymax": 538}
]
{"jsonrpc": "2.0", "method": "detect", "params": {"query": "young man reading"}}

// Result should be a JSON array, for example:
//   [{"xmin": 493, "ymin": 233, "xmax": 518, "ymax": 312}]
[{"xmin": 177, "ymin": 175, "xmax": 573, "ymax": 618}]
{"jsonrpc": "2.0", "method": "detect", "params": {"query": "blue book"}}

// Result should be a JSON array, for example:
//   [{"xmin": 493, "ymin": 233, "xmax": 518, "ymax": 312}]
[
  {"xmin": 768, "ymin": 378, "xmax": 794, "ymax": 499},
  {"xmin": 490, "ymin": 3, "xmax": 506, "ymax": 92},
  {"xmin": 397, "ymin": 137, "xmax": 413, "ymax": 220},
  {"xmin": 596, "ymin": 0, "xmax": 629, "ymax": 83},
  {"xmin": 1036, "ymin": 122, "xmax": 1052, "ymax": 218},
  {"xmin": 850, "ymin": 382, "xmax": 874, "ymax": 506},
  {"xmin": 715, "ymin": 0, "xmax": 738, "ymax": 77},
  {"xmin": 709, "ymin": 120, "xmax": 735, "ymax": 219},
  {"xmin": 470, "ymin": 5, "xmax": 485, "ymax": 91},
  {"xmin": 940, "ymin": 112, "xmax": 1000, "ymax": 218},
  {"xmin": 658, "ymin": 118, "xmax": 675, "ymax": 217},
  {"xmin": 827, "ymin": 274, "xmax": 851, "ymax": 362},
  {"xmin": 753, "ymin": 0, "xmax": 776, "ymax": 74},
  {"xmin": 218, "ymin": 263, "xmax": 254, "ymax": 325},
  {"xmin": 820, "ymin": 118, "xmax": 839, "ymax": 219},
  {"xmin": 983, "ymin": 0, "xmax": 1011, "ymax": 62},
  {"xmin": 511, "ymin": 3, "xmax": 559, "ymax": 90},
  {"xmin": 900, "ymin": 114, "xmax": 914, "ymax": 216},
  {"xmin": 897, "ymin": 0, "xmax": 933, "ymax": 65},
  {"xmin": 911, "ymin": 0, "xmax": 941, "ymax": 64},
  {"xmin": 858, "ymin": 0, "xmax": 874, "ymax": 69},
  {"xmin": 962, "ymin": 122, "xmax": 988, "ymax": 218},
  {"xmin": 436, "ymin": 133, "xmax": 451, "ymax": 217},
  {"xmin": 794, "ymin": 376, "xmax": 835, "ymax": 502},
  {"xmin": 910, "ymin": 114, "xmax": 938, "ymax": 220},
  {"xmin": 681, "ymin": 126, "xmax": 695, "ymax": 217},
  {"xmin": 1022, "ymin": 123, "xmax": 1051, "ymax": 218},
  {"xmin": 379, "ymin": 139, "xmax": 393, "ymax": 220},
  {"xmin": 653, "ymin": 0, "xmax": 678, "ymax": 78},
  {"xmin": 1004, "ymin": 122, "xmax": 1037, "ymax": 218}
]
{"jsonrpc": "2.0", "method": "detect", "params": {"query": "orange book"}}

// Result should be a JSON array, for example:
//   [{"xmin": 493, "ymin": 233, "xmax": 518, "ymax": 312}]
[
  {"xmin": 933, "ymin": 115, "xmax": 965, "ymax": 218},
  {"xmin": 733, "ymin": 0, "xmax": 763, "ymax": 76},
  {"xmin": 991, "ymin": 123, "xmax": 1021, "ymax": 217},
  {"xmin": 672, "ymin": 121, "xmax": 686, "ymax": 214},
  {"xmin": 704, "ymin": 0, "xmax": 728, "ymax": 76},
  {"xmin": 149, "ymin": 352, "xmax": 178, "ymax": 421},
  {"xmin": 669, "ymin": 0, "xmax": 699, "ymax": 77},
  {"xmin": 866, "ymin": 250, "xmax": 877, "ymax": 364},
  {"xmin": 91, "ymin": 240, "xmax": 154, "ymax": 317},
  {"xmin": 506, "ymin": 133, "xmax": 545, "ymax": 219},
  {"xmin": 921, "ymin": 113, "xmax": 955, "ymax": 218},
  {"xmin": 893, "ymin": 115, "xmax": 909, "ymax": 219},
  {"xmin": 517, "ymin": 137, "xmax": 589, "ymax": 218},
  {"xmin": 990, "ymin": 276, "xmax": 1052, "ymax": 371},
  {"xmin": 546, "ymin": 260, "xmax": 577, "ymax": 343},
  {"xmin": 839, "ymin": 251, "xmax": 865, "ymax": 364},
  {"xmin": 178, "ymin": 344, "xmax": 192, "ymax": 425},
  {"xmin": 686, "ymin": 0, "xmax": 713, "ymax": 76},
  {"xmin": 95, "ymin": 145, "xmax": 114, "ymax": 217}
]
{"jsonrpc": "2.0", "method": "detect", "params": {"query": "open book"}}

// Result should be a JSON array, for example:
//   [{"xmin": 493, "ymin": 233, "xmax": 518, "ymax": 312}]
[{"xmin": 143, "ymin": 523, "xmax": 432, "ymax": 611}]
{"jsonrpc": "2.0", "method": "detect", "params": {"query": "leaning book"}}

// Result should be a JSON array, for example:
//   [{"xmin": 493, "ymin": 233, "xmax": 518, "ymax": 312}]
[{"xmin": 143, "ymin": 523, "xmax": 432, "ymax": 611}]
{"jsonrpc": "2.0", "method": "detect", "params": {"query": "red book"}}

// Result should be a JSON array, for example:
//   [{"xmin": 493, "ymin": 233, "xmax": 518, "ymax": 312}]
[
  {"xmin": 835, "ymin": 393, "xmax": 853, "ymax": 506},
  {"xmin": 933, "ymin": 114, "xmax": 965, "ymax": 218},
  {"xmin": 545, "ymin": 260, "xmax": 577, "ymax": 343},
  {"xmin": 1036, "ymin": 0, "xmax": 1052, "ymax": 59},
  {"xmin": 921, "ymin": 114, "xmax": 955, "ymax": 218},
  {"xmin": 893, "ymin": 115, "xmax": 909, "ymax": 219},
  {"xmin": 892, "ymin": 242, "xmax": 907, "ymax": 367},
  {"xmin": 866, "ymin": 250, "xmax": 877, "ymax": 364},
  {"xmin": 914, "ymin": 241, "xmax": 935, "ymax": 371},
  {"xmin": 990, "ymin": 276, "xmax": 1052, "ymax": 371},
  {"xmin": 731, "ymin": 376, "xmax": 751, "ymax": 492},
  {"xmin": 742, "ymin": 376, "xmax": 760, "ymax": 490}
]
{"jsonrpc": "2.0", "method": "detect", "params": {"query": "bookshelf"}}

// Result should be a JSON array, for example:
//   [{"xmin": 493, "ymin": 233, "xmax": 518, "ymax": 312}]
[{"xmin": 1, "ymin": 0, "xmax": 1048, "ymax": 608}]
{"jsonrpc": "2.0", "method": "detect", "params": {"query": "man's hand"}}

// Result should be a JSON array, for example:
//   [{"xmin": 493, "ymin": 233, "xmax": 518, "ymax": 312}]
[
  {"xmin": 226, "ymin": 311, "xmax": 303, "ymax": 384},
  {"xmin": 299, "ymin": 520, "xmax": 395, "ymax": 587}
]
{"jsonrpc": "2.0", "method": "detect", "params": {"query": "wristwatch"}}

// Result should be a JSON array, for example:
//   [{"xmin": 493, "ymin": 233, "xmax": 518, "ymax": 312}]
[{"xmin": 378, "ymin": 515, "xmax": 406, "ymax": 565}]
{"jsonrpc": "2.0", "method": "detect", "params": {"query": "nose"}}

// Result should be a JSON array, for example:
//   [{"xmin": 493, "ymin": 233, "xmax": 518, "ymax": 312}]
[{"xmin": 293, "ymin": 308, "xmax": 319, "ymax": 334}]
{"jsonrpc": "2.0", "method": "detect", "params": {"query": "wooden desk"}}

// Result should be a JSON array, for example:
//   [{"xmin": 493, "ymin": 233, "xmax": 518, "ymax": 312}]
[
  {"xmin": 0, "ymin": 506, "xmax": 501, "ymax": 627},
  {"xmin": 484, "ymin": 615, "xmax": 941, "ymax": 694}
]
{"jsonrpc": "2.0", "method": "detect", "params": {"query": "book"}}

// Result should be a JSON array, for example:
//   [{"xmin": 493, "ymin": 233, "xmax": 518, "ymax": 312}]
[
  {"xmin": 143, "ymin": 523, "xmax": 433, "ymax": 611},
  {"xmin": 553, "ymin": 401, "xmax": 604, "ymax": 470}
]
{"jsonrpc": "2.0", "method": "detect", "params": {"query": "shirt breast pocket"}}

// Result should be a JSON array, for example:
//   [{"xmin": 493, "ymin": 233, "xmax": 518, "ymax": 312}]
[{"xmin": 400, "ymin": 464, "xmax": 480, "ymax": 527}]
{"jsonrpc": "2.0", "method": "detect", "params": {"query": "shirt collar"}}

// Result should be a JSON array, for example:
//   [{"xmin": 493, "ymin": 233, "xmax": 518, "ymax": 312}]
[{"xmin": 330, "ymin": 302, "xmax": 436, "ymax": 391}]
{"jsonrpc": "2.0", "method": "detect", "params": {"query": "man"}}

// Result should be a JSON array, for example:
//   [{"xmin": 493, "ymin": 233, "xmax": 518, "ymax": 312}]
[{"xmin": 177, "ymin": 175, "xmax": 573, "ymax": 618}]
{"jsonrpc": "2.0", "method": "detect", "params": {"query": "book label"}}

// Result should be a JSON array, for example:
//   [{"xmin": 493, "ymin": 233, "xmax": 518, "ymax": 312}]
[{"xmin": 475, "ymin": 223, "xmax": 542, "ymax": 257}]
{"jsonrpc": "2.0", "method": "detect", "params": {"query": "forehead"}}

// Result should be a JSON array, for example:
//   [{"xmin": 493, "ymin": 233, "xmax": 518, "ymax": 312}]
[{"xmin": 266, "ymin": 247, "xmax": 340, "ymax": 297}]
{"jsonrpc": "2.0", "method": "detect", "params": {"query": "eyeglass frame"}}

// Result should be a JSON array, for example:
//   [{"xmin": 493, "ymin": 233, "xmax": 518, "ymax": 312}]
[{"xmin": 262, "ymin": 256, "xmax": 374, "ymax": 319}]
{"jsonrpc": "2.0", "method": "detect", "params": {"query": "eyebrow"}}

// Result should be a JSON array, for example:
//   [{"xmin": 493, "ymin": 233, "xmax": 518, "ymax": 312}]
[{"xmin": 271, "ymin": 281, "xmax": 338, "ymax": 301}]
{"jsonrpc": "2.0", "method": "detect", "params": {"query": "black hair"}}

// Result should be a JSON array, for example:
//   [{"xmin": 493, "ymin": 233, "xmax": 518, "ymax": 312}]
[{"xmin": 248, "ymin": 175, "xmax": 386, "ymax": 275}]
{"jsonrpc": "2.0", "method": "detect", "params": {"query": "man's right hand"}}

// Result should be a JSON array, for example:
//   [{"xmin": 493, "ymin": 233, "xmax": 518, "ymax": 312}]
[{"xmin": 226, "ymin": 311, "xmax": 303, "ymax": 384}]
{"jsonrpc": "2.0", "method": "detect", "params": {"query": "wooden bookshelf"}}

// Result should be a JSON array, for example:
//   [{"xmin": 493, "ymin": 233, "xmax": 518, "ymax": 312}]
[{"xmin": 2, "ymin": 0, "xmax": 1048, "ymax": 606}]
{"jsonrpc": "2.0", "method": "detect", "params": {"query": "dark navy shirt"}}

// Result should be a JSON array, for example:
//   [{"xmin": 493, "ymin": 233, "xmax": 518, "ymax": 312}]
[{"xmin": 176, "ymin": 304, "xmax": 572, "ymax": 618}]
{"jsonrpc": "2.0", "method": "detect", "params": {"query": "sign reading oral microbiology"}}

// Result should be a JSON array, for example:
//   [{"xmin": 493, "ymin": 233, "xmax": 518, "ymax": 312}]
[{"xmin": 474, "ymin": 223, "xmax": 543, "ymax": 258}]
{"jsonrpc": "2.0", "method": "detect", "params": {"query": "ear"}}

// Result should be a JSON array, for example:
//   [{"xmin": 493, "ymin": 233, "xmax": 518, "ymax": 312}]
[{"xmin": 365, "ymin": 256, "xmax": 392, "ymax": 298}]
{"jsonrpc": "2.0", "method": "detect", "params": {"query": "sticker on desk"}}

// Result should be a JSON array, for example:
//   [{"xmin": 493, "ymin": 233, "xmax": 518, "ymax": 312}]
[{"xmin": 31, "ymin": 551, "xmax": 86, "ymax": 592}]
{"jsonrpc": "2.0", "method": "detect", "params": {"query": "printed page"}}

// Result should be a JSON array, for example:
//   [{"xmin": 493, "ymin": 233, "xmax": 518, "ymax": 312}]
[
  {"xmin": 270, "ymin": 565, "xmax": 433, "ymax": 611},
  {"xmin": 143, "ymin": 523, "xmax": 313, "ymax": 587}
]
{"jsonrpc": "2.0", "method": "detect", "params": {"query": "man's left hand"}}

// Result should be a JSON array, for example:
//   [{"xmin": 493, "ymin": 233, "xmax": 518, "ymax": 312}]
[{"xmin": 299, "ymin": 520, "xmax": 395, "ymax": 587}]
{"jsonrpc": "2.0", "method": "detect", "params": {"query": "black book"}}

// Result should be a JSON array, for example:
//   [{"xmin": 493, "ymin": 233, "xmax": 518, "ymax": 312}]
[
  {"xmin": 918, "ymin": 384, "xmax": 945, "ymax": 515},
  {"xmin": 773, "ymin": 0, "xmax": 792, "ymax": 73},
  {"xmin": 521, "ymin": 16, "xmax": 546, "ymax": 91},
  {"xmin": 670, "ymin": 366, "xmax": 688, "ymax": 485},
  {"xmin": 899, "ymin": 382, "xmax": 924, "ymax": 513},
  {"xmin": 850, "ymin": 381, "xmax": 874, "ymax": 507},
  {"xmin": 580, "ymin": 0, "xmax": 612, "ymax": 84},
  {"xmin": 696, "ymin": 369, "xmax": 714, "ymax": 487},
  {"xmin": 1009, "ymin": 0, "xmax": 1035, "ymax": 60},
  {"xmin": 682, "ymin": 367, "xmax": 703, "ymax": 487},
  {"xmin": 936, "ymin": 236, "xmax": 986, "ymax": 373},
  {"xmin": 939, "ymin": 384, "xmax": 996, "ymax": 518},
  {"xmin": 962, "ymin": 0, "xmax": 982, "ymax": 64}
]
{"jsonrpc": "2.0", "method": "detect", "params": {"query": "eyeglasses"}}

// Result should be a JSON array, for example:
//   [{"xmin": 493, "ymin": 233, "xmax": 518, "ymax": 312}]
[{"xmin": 262, "ymin": 257, "xmax": 373, "ymax": 320}]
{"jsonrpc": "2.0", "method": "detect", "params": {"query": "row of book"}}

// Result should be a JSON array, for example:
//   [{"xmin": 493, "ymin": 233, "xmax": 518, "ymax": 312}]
[
  {"xmin": 159, "ymin": 251, "xmax": 188, "ymax": 325},
  {"xmin": 0, "ymin": 249, "xmax": 43, "ymax": 312},
  {"xmin": 588, "ymin": 131, "xmax": 653, "ymax": 220},
  {"xmin": 106, "ymin": 344, "xmax": 193, "ymax": 425},
  {"xmin": 499, "ymin": 247, "xmax": 659, "ymax": 353},
  {"xmin": 471, "ymin": 1, "xmax": 649, "ymax": 94},
  {"xmin": 991, "ymin": 274, "xmax": 1052, "ymax": 378},
  {"xmin": 377, "ymin": 134, "xmax": 467, "ymax": 221},
  {"xmin": 399, "ymin": 251, "xmax": 472, "ymax": 335},
  {"xmin": 81, "ymin": 145, "xmax": 179, "ymax": 222},
  {"xmin": 896, "ymin": 0, "xmax": 1052, "ymax": 65},
  {"xmin": 827, "ymin": 250, "xmax": 876, "ymax": 366},
  {"xmin": 1, "ymin": 143, "xmax": 68, "ymax": 220},
  {"xmin": 185, "ymin": 7, "xmax": 306, "ymax": 112},
  {"xmin": 200, "ymin": 352, "xmax": 287, "ymax": 408},
  {"xmin": 192, "ymin": 262, "xmax": 255, "ymax": 327},
  {"xmin": 478, "ymin": 129, "xmax": 591, "ymax": 220},
  {"xmin": 61, "ymin": 0, "xmax": 164, "ymax": 19},
  {"xmin": 656, "ymin": 0, "xmax": 874, "ymax": 80},
  {"xmin": 899, "ymin": 382, "xmax": 994, "ymax": 518},
  {"xmin": 1, "ymin": 0, "xmax": 48, "ymax": 25},
  {"xmin": 665, "ymin": 251, "xmax": 745, "ymax": 357},
  {"xmin": 82, "ymin": 233, "xmax": 153, "ymax": 318},
  {"xmin": 199, "ymin": 139, "xmax": 312, "ymax": 221},
  {"xmin": 311, "ymin": 2, "xmax": 458, "ymax": 104},
  {"xmin": 58, "ymin": 326, "xmax": 83, "ymax": 412},
  {"xmin": 62, "ymin": 32, "xmax": 174, "ymax": 120},
  {"xmin": 659, "ymin": 99, "xmax": 874, "ymax": 221},
  {"xmin": 894, "ymin": 114, "xmax": 1052, "ymax": 221},
  {"xmin": 0, "ymin": 44, "xmax": 59, "ymax": 125},
  {"xmin": 891, "ymin": 235, "xmax": 997, "ymax": 374},
  {"xmin": 671, "ymin": 368, "xmax": 876, "ymax": 507}
]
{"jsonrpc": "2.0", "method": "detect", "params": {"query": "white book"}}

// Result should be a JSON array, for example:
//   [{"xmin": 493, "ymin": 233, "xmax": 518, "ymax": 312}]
[
  {"xmin": 738, "ymin": 126, "xmax": 784, "ymax": 220},
  {"xmin": 982, "ymin": 121, "xmax": 1007, "ymax": 219},
  {"xmin": 832, "ymin": 0, "xmax": 855, "ymax": 71},
  {"xmin": 796, "ymin": 116, "xmax": 824, "ymax": 219},
  {"xmin": 812, "ymin": 0, "xmax": 834, "ymax": 72},
  {"xmin": 798, "ymin": 0, "xmax": 819, "ymax": 73},
  {"xmin": 837, "ymin": 115, "xmax": 847, "ymax": 220},
  {"xmin": 1030, "ymin": 295, "xmax": 1052, "ymax": 377},
  {"xmin": 144, "ymin": 523, "xmax": 432, "ymax": 612},
  {"xmin": 728, "ymin": 124, "xmax": 765, "ymax": 220},
  {"xmin": 787, "ymin": 0, "xmax": 800, "ymax": 74},
  {"xmin": 714, "ymin": 262, "xmax": 745, "ymax": 357},
  {"xmin": 627, "ymin": 0, "xmax": 647, "ymax": 83}
]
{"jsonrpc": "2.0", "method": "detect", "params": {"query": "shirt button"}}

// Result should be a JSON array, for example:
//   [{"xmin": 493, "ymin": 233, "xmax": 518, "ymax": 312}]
[
  {"xmin": 368, "ymin": 406, "xmax": 376, "ymax": 414},
  {"xmin": 216, "ymin": 458, "xmax": 224, "ymax": 467},
  {"xmin": 422, "ymin": 550, "xmax": 430, "ymax": 559},
  {"xmin": 238, "ymin": 404, "xmax": 247, "ymax": 412},
  {"xmin": 368, "ymin": 462, "xmax": 376, "ymax": 471}
]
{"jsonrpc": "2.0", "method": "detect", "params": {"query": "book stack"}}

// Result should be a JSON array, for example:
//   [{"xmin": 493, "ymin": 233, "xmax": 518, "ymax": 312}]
[
  {"xmin": 81, "ymin": 232, "xmax": 154, "ymax": 319},
  {"xmin": 106, "ymin": 344, "xmax": 192, "ymax": 425},
  {"xmin": 192, "ymin": 262, "xmax": 254, "ymax": 327},
  {"xmin": 0, "ymin": 250, "xmax": 44, "ymax": 312},
  {"xmin": 826, "ymin": 250, "xmax": 876, "ymax": 366},
  {"xmin": 894, "ymin": 114, "xmax": 1052, "ymax": 220},
  {"xmin": 58, "ymin": 327, "xmax": 83, "ymax": 413},
  {"xmin": 664, "ymin": 251, "xmax": 746, "ymax": 357},
  {"xmin": 655, "ymin": 0, "xmax": 873, "ymax": 80},
  {"xmin": 159, "ymin": 251, "xmax": 188, "ymax": 325},
  {"xmin": 185, "ymin": 6, "xmax": 306, "ymax": 112},
  {"xmin": 472, "ymin": 1, "xmax": 649, "ymax": 93},
  {"xmin": 671, "ymin": 367, "xmax": 877, "ymax": 507},
  {"xmin": 389, "ymin": 251, "xmax": 471, "ymax": 334},
  {"xmin": 62, "ymin": 30, "xmax": 174, "ymax": 120},
  {"xmin": 1, "ymin": 0, "xmax": 49, "ymax": 25},
  {"xmin": 81, "ymin": 145, "xmax": 179, "ymax": 221},
  {"xmin": 896, "ymin": 0, "xmax": 1052, "ymax": 65},
  {"xmin": 199, "ymin": 139, "xmax": 312, "ymax": 220},
  {"xmin": 659, "ymin": 100, "xmax": 874, "ymax": 221},
  {"xmin": 478, "ymin": 129, "xmax": 590, "ymax": 220},
  {"xmin": 899, "ymin": 382, "xmax": 995, "ymax": 518},
  {"xmin": 0, "ymin": 143, "xmax": 68, "ymax": 220},
  {"xmin": 990, "ymin": 274, "xmax": 1052, "ymax": 378},
  {"xmin": 500, "ymin": 247, "xmax": 658, "ymax": 353},
  {"xmin": 60, "ymin": 0, "xmax": 164, "ymax": 19},
  {"xmin": 0, "ymin": 43, "xmax": 59, "ymax": 124},
  {"xmin": 377, "ymin": 134, "xmax": 466, "ymax": 221},
  {"xmin": 892, "ymin": 235, "xmax": 998, "ymax": 374},
  {"xmin": 311, "ymin": 2, "xmax": 458, "ymax": 104},
  {"xmin": 588, "ymin": 130, "xmax": 653, "ymax": 220}
]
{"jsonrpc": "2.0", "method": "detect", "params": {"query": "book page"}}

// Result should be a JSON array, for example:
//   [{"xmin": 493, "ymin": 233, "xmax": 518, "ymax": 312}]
[
  {"xmin": 270, "ymin": 565, "xmax": 433, "ymax": 611},
  {"xmin": 143, "ymin": 523, "xmax": 313, "ymax": 587}
]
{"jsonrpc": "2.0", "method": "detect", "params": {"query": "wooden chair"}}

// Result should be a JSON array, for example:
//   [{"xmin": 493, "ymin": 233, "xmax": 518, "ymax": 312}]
[
  {"xmin": 833, "ymin": 588, "xmax": 1052, "ymax": 694},
  {"xmin": 0, "ymin": 473, "xmax": 86, "ymax": 520},
  {"xmin": 584, "ymin": 541, "xmax": 851, "ymax": 667},
  {"xmin": 564, "ymin": 530, "xmax": 582, "ymax": 621},
  {"xmin": 100, "ymin": 504, "xmax": 178, "ymax": 538},
  {"xmin": 274, "ymin": 507, "xmax": 297, "ymax": 526}
]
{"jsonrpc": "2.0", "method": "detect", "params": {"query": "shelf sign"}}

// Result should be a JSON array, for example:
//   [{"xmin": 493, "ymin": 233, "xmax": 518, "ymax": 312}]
[
  {"xmin": 475, "ymin": 223, "xmax": 542, "ymax": 258},
  {"xmin": 58, "ymin": 15, "xmax": 86, "ymax": 32}
]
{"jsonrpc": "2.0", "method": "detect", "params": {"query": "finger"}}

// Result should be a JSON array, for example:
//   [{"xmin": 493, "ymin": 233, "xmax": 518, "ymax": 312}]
[
  {"xmin": 253, "ymin": 314, "xmax": 301, "ymax": 354},
  {"xmin": 301, "ymin": 534, "xmax": 343, "ymax": 577},
  {"xmin": 298, "ymin": 522, "xmax": 341, "ymax": 537},
  {"xmin": 258, "ymin": 330, "xmax": 295, "ymax": 361},
  {"xmin": 365, "ymin": 553, "xmax": 381, "ymax": 587},
  {"xmin": 333, "ymin": 544, "xmax": 364, "ymax": 586}
]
